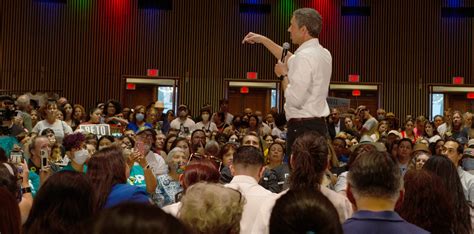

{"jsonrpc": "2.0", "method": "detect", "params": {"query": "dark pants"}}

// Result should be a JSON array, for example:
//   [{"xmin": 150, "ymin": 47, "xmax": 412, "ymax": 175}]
[{"xmin": 286, "ymin": 117, "xmax": 329, "ymax": 157}]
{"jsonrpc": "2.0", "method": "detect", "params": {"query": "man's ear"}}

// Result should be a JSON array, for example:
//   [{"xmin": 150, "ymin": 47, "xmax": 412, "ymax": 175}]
[
  {"xmin": 229, "ymin": 164, "xmax": 235, "ymax": 176},
  {"xmin": 346, "ymin": 184, "xmax": 357, "ymax": 207},
  {"xmin": 395, "ymin": 188, "xmax": 405, "ymax": 210},
  {"xmin": 258, "ymin": 166, "xmax": 265, "ymax": 180}
]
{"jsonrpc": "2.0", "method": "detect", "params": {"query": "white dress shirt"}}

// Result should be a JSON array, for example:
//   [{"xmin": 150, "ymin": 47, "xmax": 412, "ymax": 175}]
[
  {"xmin": 284, "ymin": 38, "xmax": 332, "ymax": 120},
  {"xmin": 225, "ymin": 175, "xmax": 276, "ymax": 234},
  {"xmin": 251, "ymin": 186, "xmax": 353, "ymax": 234},
  {"xmin": 458, "ymin": 166, "xmax": 474, "ymax": 205}
]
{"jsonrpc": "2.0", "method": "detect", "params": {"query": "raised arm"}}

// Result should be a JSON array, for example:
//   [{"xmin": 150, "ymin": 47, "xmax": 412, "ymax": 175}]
[{"xmin": 242, "ymin": 32, "xmax": 293, "ymax": 60}]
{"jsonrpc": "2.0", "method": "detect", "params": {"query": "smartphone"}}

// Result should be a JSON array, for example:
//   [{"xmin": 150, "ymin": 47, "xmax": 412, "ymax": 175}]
[
  {"xmin": 40, "ymin": 149, "xmax": 48, "ymax": 169},
  {"xmin": 10, "ymin": 151, "xmax": 23, "ymax": 164},
  {"xmin": 135, "ymin": 141, "xmax": 145, "ymax": 156}
]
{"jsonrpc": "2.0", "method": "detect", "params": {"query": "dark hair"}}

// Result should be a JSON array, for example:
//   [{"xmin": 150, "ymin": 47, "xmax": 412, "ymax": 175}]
[
  {"xmin": 105, "ymin": 99, "xmax": 122, "ymax": 116},
  {"xmin": 39, "ymin": 128, "xmax": 55, "ymax": 136},
  {"xmin": 445, "ymin": 138, "xmax": 464, "ymax": 155},
  {"xmin": 289, "ymin": 131, "xmax": 328, "ymax": 190},
  {"xmin": 0, "ymin": 148, "xmax": 7, "ymax": 163},
  {"xmin": 164, "ymin": 134, "xmax": 177, "ymax": 153},
  {"xmin": 86, "ymin": 146, "xmax": 127, "ymax": 210},
  {"xmin": 348, "ymin": 151, "xmax": 401, "ymax": 199},
  {"xmin": 63, "ymin": 132, "xmax": 86, "ymax": 151},
  {"xmin": 97, "ymin": 135, "xmax": 115, "ymax": 149},
  {"xmin": 86, "ymin": 107, "xmax": 102, "ymax": 122},
  {"xmin": 270, "ymin": 189, "xmax": 342, "ymax": 234},
  {"xmin": 347, "ymin": 143, "xmax": 377, "ymax": 169},
  {"xmin": 424, "ymin": 121, "xmax": 439, "ymax": 136},
  {"xmin": 216, "ymin": 112, "xmax": 225, "ymax": 123},
  {"xmin": 0, "ymin": 162, "xmax": 19, "ymax": 196},
  {"xmin": 182, "ymin": 160, "xmax": 220, "ymax": 190},
  {"xmin": 170, "ymin": 137, "xmax": 189, "ymax": 152},
  {"xmin": 119, "ymin": 135, "xmax": 135, "ymax": 148},
  {"xmin": 218, "ymin": 143, "xmax": 238, "ymax": 161},
  {"xmin": 233, "ymin": 146, "xmax": 264, "ymax": 168},
  {"xmin": 423, "ymin": 155, "xmax": 471, "ymax": 234},
  {"xmin": 0, "ymin": 187, "xmax": 21, "ymax": 234},
  {"xmin": 398, "ymin": 138, "xmax": 413, "ymax": 149},
  {"xmin": 23, "ymin": 171, "xmax": 95, "ymax": 234},
  {"xmin": 92, "ymin": 203, "xmax": 187, "ymax": 234},
  {"xmin": 396, "ymin": 170, "xmax": 454, "ymax": 234}
]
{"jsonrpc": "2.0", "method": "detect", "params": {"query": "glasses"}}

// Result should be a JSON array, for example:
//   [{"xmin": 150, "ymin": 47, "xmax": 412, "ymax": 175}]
[{"xmin": 187, "ymin": 153, "xmax": 223, "ymax": 171}]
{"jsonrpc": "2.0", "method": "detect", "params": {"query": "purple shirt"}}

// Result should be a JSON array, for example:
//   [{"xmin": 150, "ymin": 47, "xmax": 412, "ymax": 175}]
[{"xmin": 343, "ymin": 210, "xmax": 429, "ymax": 234}]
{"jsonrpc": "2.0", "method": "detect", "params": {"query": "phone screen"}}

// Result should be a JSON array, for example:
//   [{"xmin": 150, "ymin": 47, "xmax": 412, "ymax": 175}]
[
  {"xmin": 40, "ymin": 149, "xmax": 48, "ymax": 169},
  {"xmin": 135, "ymin": 141, "xmax": 145, "ymax": 156}
]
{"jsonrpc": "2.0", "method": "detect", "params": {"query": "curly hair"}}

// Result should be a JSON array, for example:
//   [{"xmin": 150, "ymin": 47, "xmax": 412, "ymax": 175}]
[
  {"xmin": 62, "ymin": 132, "xmax": 86, "ymax": 151},
  {"xmin": 179, "ymin": 182, "xmax": 245, "ymax": 234},
  {"xmin": 397, "ymin": 170, "xmax": 454, "ymax": 234},
  {"xmin": 289, "ymin": 131, "xmax": 328, "ymax": 191}
]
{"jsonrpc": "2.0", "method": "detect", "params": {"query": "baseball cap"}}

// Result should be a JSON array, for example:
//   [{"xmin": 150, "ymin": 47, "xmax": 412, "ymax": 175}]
[
  {"xmin": 387, "ymin": 130, "xmax": 402, "ymax": 138},
  {"xmin": 468, "ymin": 139, "xmax": 474, "ymax": 148}
]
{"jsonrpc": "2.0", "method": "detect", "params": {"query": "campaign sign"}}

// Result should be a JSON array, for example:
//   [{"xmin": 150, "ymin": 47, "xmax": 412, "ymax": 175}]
[{"xmin": 79, "ymin": 124, "xmax": 111, "ymax": 138}]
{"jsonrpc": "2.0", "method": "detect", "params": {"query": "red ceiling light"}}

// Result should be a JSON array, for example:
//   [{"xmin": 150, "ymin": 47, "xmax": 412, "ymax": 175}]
[
  {"xmin": 246, "ymin": 72, "xmax": 258, "ymax": 79},
  {"xmin": 240, "ymin": 87, "xmax": 249, "ymax": 94},
  {"xmin": 126, "ymin": 83, "xmax": 136, "ymax": 90},
  {"xmin": 352, "ymin": 90, "xmax": 361, "ymax": 96},
  {"xmin": 452, "ymin": 76, "xmax": 464, "ymax": 85},
  {"xmin": 147, "ymin": 69, "xmax": 159, "ymax": 77},
  {"xmin": 467, "ymin": 93, "xmax": 474, "ymax": 99},
  {"xmin": 348, "ymin": 74, "xmax": 360, "ymax": 82}
]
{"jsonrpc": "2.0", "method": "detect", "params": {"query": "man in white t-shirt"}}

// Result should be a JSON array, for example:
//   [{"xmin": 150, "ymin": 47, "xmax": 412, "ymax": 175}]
[
  {"xmin": 357, "ymin": 106, "xmax": 378, "ymax": 139},
  {"xmin": 136, "ymin": 129, "xmax": 167, "ymax": 177},
  {"xmin": 170, "ymin": 104, "xmax": 195, "ymax": 138}
]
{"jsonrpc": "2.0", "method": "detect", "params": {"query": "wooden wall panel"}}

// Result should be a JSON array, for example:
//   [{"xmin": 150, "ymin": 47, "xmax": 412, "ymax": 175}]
[{"xmin": 1, "ymin": 0, "xmax": 473, "ymax": 119}]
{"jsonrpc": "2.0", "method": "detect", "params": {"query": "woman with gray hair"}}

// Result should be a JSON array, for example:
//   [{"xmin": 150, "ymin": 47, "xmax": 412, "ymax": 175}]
[
  {"xmin": 153, "ymin": 147, "xmax": 186, "ymax": 207},
  {"xmin": 179, "ymin": 182, "xmax": 245, "ymax": 234}
]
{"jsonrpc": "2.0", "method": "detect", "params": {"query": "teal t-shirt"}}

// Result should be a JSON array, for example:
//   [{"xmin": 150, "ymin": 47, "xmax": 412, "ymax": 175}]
[
  {"xmin": 27, "ymin": 170, "xmax": 40, "ymax": 198},
  {"xmin": 61, "ymin": 162, "xmax": 88, "ymax": 173},
  {"xmin": 128, "ymin": 163, "xmax": 146, "ymax": 188}
]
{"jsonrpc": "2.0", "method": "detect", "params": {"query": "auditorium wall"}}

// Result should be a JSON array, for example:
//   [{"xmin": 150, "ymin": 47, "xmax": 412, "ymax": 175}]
[{"xmin": 1, "ymin": 0, "xmax": 473, "ymax": 118}]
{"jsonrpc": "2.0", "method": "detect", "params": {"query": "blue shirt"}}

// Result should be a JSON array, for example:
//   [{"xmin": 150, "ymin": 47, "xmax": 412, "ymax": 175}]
[
  {"xmin": 104, "ymin": 183, "xmax": 150, "ymax": 208},
  {"xmin": 343, "ymin": 210, "xmax": 429, "ymax": 234},
  {"xmin": 126, "ymin": 122, "xmax": 153, "ymax": 133}
]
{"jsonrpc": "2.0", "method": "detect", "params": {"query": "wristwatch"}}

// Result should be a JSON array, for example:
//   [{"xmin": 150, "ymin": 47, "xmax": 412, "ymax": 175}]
[{"xmin": 22, "ymin": 187, "xmax": 32, "ymax": 194}]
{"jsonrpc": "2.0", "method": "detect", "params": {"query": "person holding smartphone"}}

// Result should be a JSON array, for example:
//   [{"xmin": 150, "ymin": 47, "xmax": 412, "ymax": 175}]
[{"xmin": 26, "ymin": 136, "xmax": 52, "ymax": 197}]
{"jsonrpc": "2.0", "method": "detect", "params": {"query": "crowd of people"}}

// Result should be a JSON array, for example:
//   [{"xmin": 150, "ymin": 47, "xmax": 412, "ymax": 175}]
[{"xmin": 0, "ymin": 93, "xmax": 473, "ymax": 234}]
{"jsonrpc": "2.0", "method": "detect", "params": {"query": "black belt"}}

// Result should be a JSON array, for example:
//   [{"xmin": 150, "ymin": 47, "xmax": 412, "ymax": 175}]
[{"xmin": 288, "ymin": 117, "xmax": 325, "ymax": 125}]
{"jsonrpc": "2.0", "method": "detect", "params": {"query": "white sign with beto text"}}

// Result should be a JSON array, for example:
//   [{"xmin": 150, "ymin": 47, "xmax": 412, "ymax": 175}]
[{"xmin": 79, "ymin": 124, "xmax": 111, "ymax": 138}]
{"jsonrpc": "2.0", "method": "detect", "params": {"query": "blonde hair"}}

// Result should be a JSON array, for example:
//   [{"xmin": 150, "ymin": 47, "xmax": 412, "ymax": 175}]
[{"xmin": 179, "ymin": 182, "xmax": 245, "ymax": 234}]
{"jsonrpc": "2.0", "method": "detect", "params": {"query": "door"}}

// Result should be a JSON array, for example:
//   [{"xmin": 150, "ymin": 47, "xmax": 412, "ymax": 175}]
[
  {"xmin": 328, "ymin": 90, "xmax": 379, "ymax": 113},
  {"xmin": 228, "ymin": 87, "xmax": 270, "ymax": 115},
  {"xmin": 124, "ymin": 84, "xmax": 157, "ymax": 109}
]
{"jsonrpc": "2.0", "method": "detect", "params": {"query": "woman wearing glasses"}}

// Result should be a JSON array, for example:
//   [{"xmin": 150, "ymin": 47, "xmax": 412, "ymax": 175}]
[{"xmin": 153, "ymin": 147, "xmax": 186, "ymax": 207}]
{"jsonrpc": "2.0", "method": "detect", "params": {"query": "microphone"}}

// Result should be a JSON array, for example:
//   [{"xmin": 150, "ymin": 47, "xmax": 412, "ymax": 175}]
[
  {"xmin": 279, "ymin": 42, "xmax": 290, "ymax": 80},
  {"xmin": 281, "ymin": 42, "xmax": 290, "ymax": 62}
]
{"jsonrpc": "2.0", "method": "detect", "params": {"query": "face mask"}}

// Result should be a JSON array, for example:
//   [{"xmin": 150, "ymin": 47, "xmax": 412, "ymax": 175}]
[
  {"xmin": 233, "ymin": 121, "xmax": 241, "ymax": 127},
  {"xmin": 202, "ymin": 114, "xmax": 210, "ymax": 121},
  {"xmin": 136, "ymin": 113, "xmax": 145, "ymax": 122},
  {"xmin": 257, "ymin": 116, "xmax": 263, "ymax": 123},
  {"xmin": 175, "ymin": 162, "xmax": 186, "ymax": 174},
  {"xmin": 73, "ymin": 149, "xmax": 89, "ymax": 165},
  {"xmin": 378, "ymin": 115, "xmax": 385, "ymax": 120},
  {"xmin": 179, "ymin": 110, "xmax": 187, "ymax": 117}
]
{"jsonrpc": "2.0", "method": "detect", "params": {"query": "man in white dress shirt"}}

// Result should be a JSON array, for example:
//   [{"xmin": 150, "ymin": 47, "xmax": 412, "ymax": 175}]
[
  {"xmin": 243, "ymin": 8, "xmax": 332, "ymax": 156},
  {"xmin": 225, "ymin": 146, "xmax": 276, "ymax": 234}
]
